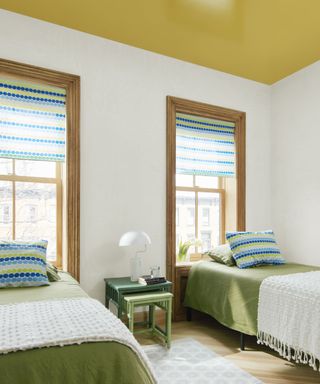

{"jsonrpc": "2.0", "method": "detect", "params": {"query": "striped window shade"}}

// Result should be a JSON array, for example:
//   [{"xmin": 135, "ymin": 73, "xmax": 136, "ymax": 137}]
[
  {"xmin": 0, "ymin": 76, "xmax": 66, "ymax": 162},
  {"xmin": 176, "ymin": 112, "xmax": 235, "ymax": 177}
]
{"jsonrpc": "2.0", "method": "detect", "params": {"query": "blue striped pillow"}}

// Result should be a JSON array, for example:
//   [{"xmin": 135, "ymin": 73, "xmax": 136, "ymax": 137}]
[
  {"xmin": 0, "ymin": 240, "xmax": 50, "ymax": 288},
  {"xmin": 225, "ymin": 231, "xmax": 285, "ymax": 269}
]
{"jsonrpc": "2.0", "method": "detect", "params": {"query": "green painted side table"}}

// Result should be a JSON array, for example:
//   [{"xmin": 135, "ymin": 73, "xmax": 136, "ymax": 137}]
[
  {"xmin": 104, "ymin": 277, "xmax": 172, "ymax": 318},
  {"xmin": 124, "ymin": 292, "xmax": 173, "ymax": 348}
]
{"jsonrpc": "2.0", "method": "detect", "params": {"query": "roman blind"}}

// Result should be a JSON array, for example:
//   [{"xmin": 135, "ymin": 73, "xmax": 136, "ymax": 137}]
[
  {"xmin": 176, "ymin": 112, "xmax": 235, "ymax": 177},
  {"xmin": 0, "ymin": 76, "xmax": 66, "ymax": 162}
]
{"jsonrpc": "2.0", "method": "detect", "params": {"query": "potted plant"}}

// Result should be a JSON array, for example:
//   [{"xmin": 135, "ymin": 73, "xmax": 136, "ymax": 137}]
[{"xmin": 177, "ymin": 239, "xmax": 202, "ymax": 262}]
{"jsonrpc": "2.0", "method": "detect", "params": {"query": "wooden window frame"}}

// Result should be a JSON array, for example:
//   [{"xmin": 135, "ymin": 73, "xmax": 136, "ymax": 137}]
[
  {"xmin": 167, "ymin": 96, "xmax": 246, "ymax": 287},
  {"xmin": 0, "ymin": 160, "xmax": 63, "ymax": 268},
  {"xmin": 0, "ymin": 58, "xmax": 80, "ymax": 281}
]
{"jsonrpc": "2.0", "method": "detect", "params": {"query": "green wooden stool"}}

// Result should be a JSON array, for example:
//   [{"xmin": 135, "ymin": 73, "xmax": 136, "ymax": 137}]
[{"xmin": 124, "ymin": 291, "xmax": 173, "ymax": 348}]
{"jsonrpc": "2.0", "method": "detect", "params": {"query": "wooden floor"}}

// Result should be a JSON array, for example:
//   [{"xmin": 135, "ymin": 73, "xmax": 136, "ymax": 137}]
[{"xmin": 136, "ymin": 312, "xmax": 320, "ymax": 384}]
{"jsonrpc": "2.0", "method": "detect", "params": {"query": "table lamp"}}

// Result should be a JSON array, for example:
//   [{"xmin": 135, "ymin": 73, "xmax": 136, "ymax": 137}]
[{"xmin": 119, "ymin": 231, "xmax": 151, "ymax": 282}]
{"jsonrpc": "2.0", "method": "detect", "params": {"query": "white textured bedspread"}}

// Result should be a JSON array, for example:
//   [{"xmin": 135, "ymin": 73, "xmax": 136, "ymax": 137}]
[
  {"xmin": 0, "ymin": 297, "xmax": 155, "ymax": 379},
  {"xmin": 257, "ymin": 271, "xmax": 320, "ymax": 371}
]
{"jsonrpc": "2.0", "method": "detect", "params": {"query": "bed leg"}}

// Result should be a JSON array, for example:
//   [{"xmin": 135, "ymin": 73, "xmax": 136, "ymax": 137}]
[
  {"xmin": 240, "ymin": 333, "xmax": 245, "ymax": 351},
  {"xmin": 186, "ymin": 307, "xmax": 192, "ymax": 321}
]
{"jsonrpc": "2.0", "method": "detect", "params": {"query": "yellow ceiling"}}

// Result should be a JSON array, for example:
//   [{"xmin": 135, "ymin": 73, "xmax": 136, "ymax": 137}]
[{"xmin": 1, "ymin": 0, "xmax": 320, "ymax": 84}]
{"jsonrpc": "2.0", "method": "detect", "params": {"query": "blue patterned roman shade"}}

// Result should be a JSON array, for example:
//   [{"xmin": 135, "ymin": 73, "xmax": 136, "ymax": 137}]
[
  {"xmin": 0, "ymin": 76, "xmax": 66, "ymax": 162},
  {"xmin": 176, "ymin": 112, "xmax": 235, "ymax": 177}
]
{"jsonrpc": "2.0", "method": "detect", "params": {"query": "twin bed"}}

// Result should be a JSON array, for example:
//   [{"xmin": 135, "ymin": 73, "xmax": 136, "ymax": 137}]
[
  {"xmin": 0, "ymin": 272, "xmax": 155, "ymax": 384},
  {"xmin": 184, "ymin": 261, "xmax": 320, "ymax": 348}
]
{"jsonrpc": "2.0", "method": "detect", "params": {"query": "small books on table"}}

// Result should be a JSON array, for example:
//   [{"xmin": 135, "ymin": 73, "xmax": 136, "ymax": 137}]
[{"xmin": 138, "ymin": 275, "xmax": 167, "ymax": 285}]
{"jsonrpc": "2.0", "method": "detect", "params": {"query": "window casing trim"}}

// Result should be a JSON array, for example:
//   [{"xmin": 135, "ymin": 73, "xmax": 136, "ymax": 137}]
[
  {"xmin": 0, "ymin": 58, "xmax": 80, "ymax": 281},
  {"xmin": 166, "ymin": 96, "xmax": 245, "ymax": 291}
]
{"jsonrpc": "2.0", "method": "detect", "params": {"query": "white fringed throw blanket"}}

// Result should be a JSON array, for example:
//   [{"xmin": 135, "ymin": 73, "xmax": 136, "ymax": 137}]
[
  {"xmin": 257, "ymin": 271, "xmax": 320, "ymax": 371},
  {"xmin": 0, "ymin": 297, "xmax": 155, "ymax": 380}
]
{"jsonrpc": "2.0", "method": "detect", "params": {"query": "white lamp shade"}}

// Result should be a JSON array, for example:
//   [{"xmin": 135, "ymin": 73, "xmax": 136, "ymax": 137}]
[{"xmin": 119, "ymin": 231, "xmax": 151, "ymax": 247}]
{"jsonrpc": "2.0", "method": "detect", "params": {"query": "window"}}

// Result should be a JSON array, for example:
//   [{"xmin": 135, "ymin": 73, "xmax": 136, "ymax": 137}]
[
  {"xmin": 176, "ymin": 175, "xmax": 224, "ymax": 257},
  {"xmin": 0, "ymin": 204, "xmax": 10, "ymax": 223},
  {"xmin": 0, "ymin": 74, "xmax": 65, "ymax": 266},
  {"xmin": 201, "ymin": 232, "xmax": 211, "ymax": 252},
  {"xmin": 187, "ymin": 207, "xmax": 195, "ymax": 226},
  {"xmin": 0, "ymin": 159, "xmax": 62, "ymax": 263},
  {"xmin": 202, "ymin": 208, "xmax": 210, "ymax": 226},
  {"xmin": 174, "ymin": 108, "xmax": 236, "ymax": 260},
  {"xmin": 0, "ymin": 71, "xmax": 65, "ymax": 266},
  {"xmin": 26, "ymin": 205, "xmax": 37, "ymax": 223},
  {"xmin": 176, "ymin": 234, "xmax": 181, "ymax": 249},
  {"xmin": 166, "ymin": 96, "xmax": 245, "ymax": 293},
  {"xmin": 49, "ymin": 204, "xmax": 56, "ymax": 223},
  {"xmin": 0, "ymin": 59, "xmax": 80, "ymax": 279}
]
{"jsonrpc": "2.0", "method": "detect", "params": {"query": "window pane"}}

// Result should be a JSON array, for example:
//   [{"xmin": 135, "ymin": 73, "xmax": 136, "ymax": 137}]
[
  {"xmin": 15, "ymin": 182, "xmax": 57, "ymax": 261},
  {"xmin": 176, "ymin": 207, "xmax": 180, "ymax": 226},
  {"xmin": 176, "ymin": 190, "xmax": 195, "ymax": 260},
  {"xmin": 195, "ymin": 175, "xmax": 219, "ymax": 188},
  {"xmin": 15, "ymin": 160, "xmax": 56, "ymax": 178},
  {"xmin": 202, "ymin": 207, "xmax": 210, "ymax": 226},
  {"xmin": 200, "ymin": 232, "xmax": 211, "ymax": 252},
  {"xmin": 0, "ymin": 181, "xmax": 12, "ymax": 239},
  {"xmin": 0, "ymin": 159, "xmax": 13, "ymax": 175},
  {"xmin": 198, "ymin": 192, "xmax": 220, "ymax": 251},
  {"xmin": 187, "ymin": 207, "xmax": 195, "ymax": 226},
  {"xmin": 176, "ymin": 174, "xmax": 193, "ymax": 187}
]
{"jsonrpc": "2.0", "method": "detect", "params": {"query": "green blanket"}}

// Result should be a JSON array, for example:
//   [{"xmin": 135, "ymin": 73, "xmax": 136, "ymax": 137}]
[
  {"xmin": 0, "ymin": 272, "xmax": 154, "ymax": 384},
  {"xmin": 184, "ymin": 261, "xmax": 320, "ymax": 336},
  {"xmin": 0, "ymin": 272, "xmax": 86, "ymax": 305}
]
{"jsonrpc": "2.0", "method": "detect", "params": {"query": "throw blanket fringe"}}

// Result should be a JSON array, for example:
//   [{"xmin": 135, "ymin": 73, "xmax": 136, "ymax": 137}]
[
  {"xmin": 257, "ymin": 271, "xmax": 320, "ymax": 372},
  {"xmin": 257, "ymin": 331, "xmax": 319, "ymax": 371}
]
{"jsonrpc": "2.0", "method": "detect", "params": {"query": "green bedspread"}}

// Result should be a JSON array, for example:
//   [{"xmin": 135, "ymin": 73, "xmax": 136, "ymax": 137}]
[
  {"xmin": 184, "ymin": 261, "xmax": 320, "ymax": 336},
  {"xmin": 0, "ymin": 272, "xmax": 154, "ymax": 384}
]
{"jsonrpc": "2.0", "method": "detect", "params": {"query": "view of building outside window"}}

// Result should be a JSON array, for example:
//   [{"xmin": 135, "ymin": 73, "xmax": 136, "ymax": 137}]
[
  {"xmin": 0, "ymin": 180, "xmax": 12, "ymax": 239},
  {"xmin": 187, "ymin": 207, "xmax": 195, "ymax": 226},
  {"xmin": 202, "ymin": 207, "xmax": 210, "ymax": 226},
  {"xmin": 0, "ymin": 203, "xmax": 10, "ymax": 223},
  {"xmin": 0, "ymin": 159, "xmax": 59, "ymax": 262},
  {"xmin": 198, "ymin": 192, "xmax": 220, "ymax": 250},
  {"xmin": 176, "ymin": 173, "xmax": 222, "ymax": 260},
  {"xmin": 176, "ymin": 190, "xmax": 195, "ymax": 251},
  {"xmin": 176, "ymin": 208, "xmax": 180, "ymax": 226},
  {"xmin": 200, "ymin": 232, "xmax": 212, "ymax": 251}
]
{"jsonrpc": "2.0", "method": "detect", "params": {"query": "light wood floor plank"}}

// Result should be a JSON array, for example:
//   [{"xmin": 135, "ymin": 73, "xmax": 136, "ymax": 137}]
[{"xmin": 136, "ymin": 312, "xmax": 319, "ymax": 384}]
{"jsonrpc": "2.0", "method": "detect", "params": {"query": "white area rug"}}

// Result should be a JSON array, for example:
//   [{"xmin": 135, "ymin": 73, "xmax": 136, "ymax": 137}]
[{"xmin": 143, "ymin": 338, "xmax": 262, "ymax": 384}]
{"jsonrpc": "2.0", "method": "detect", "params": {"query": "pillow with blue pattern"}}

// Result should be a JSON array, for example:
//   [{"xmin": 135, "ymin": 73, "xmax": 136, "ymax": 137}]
[
  {"xmin": 0, "ymin": 240, "xmax": 50, "ymax": 288},
  {"xmin": 225, "ymin": 230, "xmax": 285, "ymax": 269}
]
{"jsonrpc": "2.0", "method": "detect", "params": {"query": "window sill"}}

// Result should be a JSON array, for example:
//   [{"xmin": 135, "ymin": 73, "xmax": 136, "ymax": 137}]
[{"xmin": 176, "ymin": 260, "xmax": 203, "ymax": 267}]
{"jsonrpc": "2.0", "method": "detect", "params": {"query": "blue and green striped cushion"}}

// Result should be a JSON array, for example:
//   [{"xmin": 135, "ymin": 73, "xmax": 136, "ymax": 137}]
[
  {"xmin": 225, "ymin": 231, "xmax": 285, "ymax": 269},
  {"xmin": 0, "ymin": 240, "xmax": 50, "ymax": 288}
]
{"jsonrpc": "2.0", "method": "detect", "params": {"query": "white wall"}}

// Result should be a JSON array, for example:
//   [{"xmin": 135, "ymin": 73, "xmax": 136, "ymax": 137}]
[
  {"xmin": 0, "ymin": 10, "xmax": 272, "ymax": 302},
  {"xmin": 271, "ymin": 61, "xmax": 320, "ymax": 266}
]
